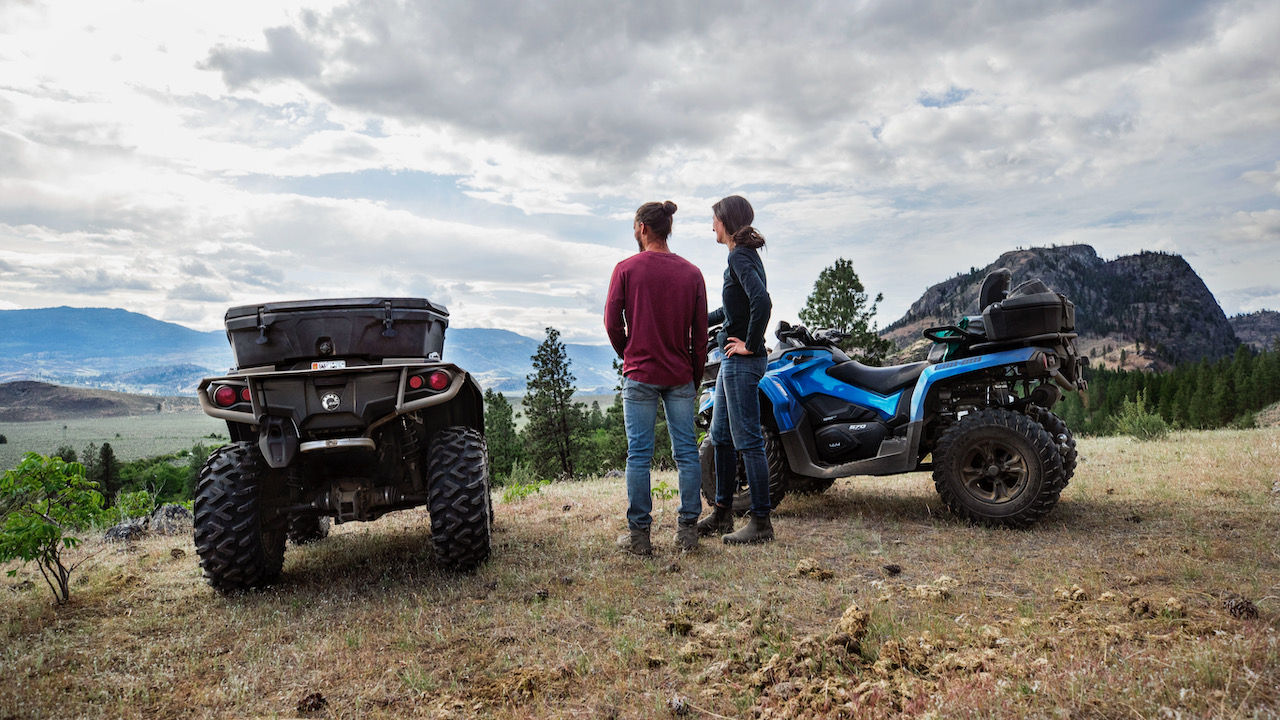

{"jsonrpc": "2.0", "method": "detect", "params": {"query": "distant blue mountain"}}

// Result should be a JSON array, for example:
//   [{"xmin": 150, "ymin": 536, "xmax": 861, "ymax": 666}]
[
  {"xmin": 0, "ymin": 306, "xmax": 230, "ymax": 361},
  {"xmin": 0, "ymin": 307, "xmax": 619, "ymax": 395}
]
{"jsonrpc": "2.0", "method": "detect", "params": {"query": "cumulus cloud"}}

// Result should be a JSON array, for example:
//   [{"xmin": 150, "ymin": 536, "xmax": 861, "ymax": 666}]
[{"xmin": 1, "ymin": 0, "xmax": 1278, "ymax": 339}]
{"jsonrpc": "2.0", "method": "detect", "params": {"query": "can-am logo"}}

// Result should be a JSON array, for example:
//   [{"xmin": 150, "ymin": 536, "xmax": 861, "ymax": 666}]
[{"xmin": 321, "ymin": 393, "xmax": 341, "ymax": 412}]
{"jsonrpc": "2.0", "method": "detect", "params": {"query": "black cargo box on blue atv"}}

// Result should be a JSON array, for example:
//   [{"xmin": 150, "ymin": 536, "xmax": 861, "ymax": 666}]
[
  {"xmin": 981, "ymin": 280, "xmax": 1075, "ymax": 341},
  {"xmin": 224, "ymin": 297, "xmax": 448, "ymax": 369}
]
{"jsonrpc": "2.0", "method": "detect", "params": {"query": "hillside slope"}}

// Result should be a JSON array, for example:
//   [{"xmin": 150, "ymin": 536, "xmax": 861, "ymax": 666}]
[
  {"xmin": 0, "ymin": 381, "xmax": 199, "ymax": 422},
  {"xmin": 1230, "ymin": 310, "xmax": 1280, "ymax": 352}
]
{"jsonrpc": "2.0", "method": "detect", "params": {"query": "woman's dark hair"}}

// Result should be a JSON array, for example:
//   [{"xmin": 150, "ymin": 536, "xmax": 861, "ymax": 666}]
[
  {"xmin": 712, "ymin": 195, "xmax": 765, "ymax": 249},
  {"xmin": 635, "ymin": 200, "xmax": 678, "ymax": 240}
]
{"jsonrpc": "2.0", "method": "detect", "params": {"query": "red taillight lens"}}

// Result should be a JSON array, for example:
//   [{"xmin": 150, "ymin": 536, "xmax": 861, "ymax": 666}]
[
  {"xmin": 427, "ymin": 370, "xmax": 450, "ymax": 391},
  {"xmin": 213, "ymin": 386, "xmax": 237, "ymax": 407},
  {"xmin": 240, "ymin": 387, "xmax": 251, "ymax": 403},
  {"xmin": 408, "ymin": 374, "xmax": 425, "ymax": 390}
]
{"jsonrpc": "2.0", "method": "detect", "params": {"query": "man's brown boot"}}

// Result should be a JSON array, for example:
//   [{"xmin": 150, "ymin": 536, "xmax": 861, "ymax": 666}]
[
  {"xmin": 723, "ymin": 513, "xmax": 774, "ymax": 545},
  {"xmin": 695, "ymin": 504, "xmax": 734, "ymax": 537},
  {"xmin": 616, "ymin": 527, "xmax": 652, "ymax": 556}
]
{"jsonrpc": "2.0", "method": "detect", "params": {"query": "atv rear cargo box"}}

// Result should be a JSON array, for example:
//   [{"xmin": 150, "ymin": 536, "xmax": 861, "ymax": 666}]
[
  {"xmin": 981, "ymin": 289, "xmax": 1074, "ymax": 341},
  {"xmin": 224, "ymin": 297, "xmax": 449, "ymax": 369}
]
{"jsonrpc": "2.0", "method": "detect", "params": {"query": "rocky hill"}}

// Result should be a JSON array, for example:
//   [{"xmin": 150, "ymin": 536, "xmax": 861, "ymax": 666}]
[
  {"xmin": 1229, "ymin": 310, "xmax": 1280, "ymax": 352},
  {"xmin": 881, "ymin": 245, "xmax": 1242, "ymax": 370},
  {"xmin": 0, "ymin": 381, "xmax": 200, "ymax": 422}
]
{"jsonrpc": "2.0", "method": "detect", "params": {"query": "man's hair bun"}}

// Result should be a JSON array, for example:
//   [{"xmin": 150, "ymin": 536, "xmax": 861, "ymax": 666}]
[{"xmin": 662, "ymin": 200, "xmax": 677, "ymax": 215}]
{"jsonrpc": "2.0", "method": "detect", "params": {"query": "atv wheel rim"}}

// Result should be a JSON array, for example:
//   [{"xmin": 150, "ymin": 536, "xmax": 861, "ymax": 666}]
[{"xmin": 958, "ymin": 440, "xmax": 1028, "ymax": 503}]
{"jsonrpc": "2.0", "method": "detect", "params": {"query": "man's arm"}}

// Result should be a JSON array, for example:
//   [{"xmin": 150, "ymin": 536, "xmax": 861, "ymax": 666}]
[
  {"xmin": 604, "ymin": 264, "xmax": 629, "ymax": 357},
  {"xmin": 691, "ymin": 275, "xmax": 709, "ymax": 385}
]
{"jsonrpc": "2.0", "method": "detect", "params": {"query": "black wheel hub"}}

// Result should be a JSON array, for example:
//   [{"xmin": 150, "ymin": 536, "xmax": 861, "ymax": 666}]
[{"xmin": 959, "ymin": 440, "xmax": 1028, "ymax": 503}]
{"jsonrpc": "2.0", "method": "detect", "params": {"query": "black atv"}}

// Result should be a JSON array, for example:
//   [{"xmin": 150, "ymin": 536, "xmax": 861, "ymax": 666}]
[{"xmin": 194, "ymin": 298, "xmax": 491, "ymax": 593}]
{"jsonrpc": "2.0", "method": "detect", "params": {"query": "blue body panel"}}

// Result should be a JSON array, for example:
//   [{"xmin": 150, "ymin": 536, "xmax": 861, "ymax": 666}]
[
  {"xmin": 762, "ymin": 350, "xmax": 902, "ymax": 430},
  {"xmin": 705, "ymin": 344, "xmax": 1042, "ymax": 434},
  {"xmin": 907, "ymin": 346, "xmax": 1040, "ymax": 420}
]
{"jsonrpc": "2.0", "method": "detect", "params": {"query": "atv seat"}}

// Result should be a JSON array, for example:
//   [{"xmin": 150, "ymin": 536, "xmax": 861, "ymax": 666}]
[{"xmin": 826, "ymin": 360, "xmax": 928, "ymax": 395}]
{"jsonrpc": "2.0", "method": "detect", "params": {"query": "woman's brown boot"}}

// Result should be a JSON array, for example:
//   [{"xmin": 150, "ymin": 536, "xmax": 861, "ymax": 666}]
[
  {"xmin": 695, "ymin": 504, "xmax": 734, "ymax": 537},
  {"xmin": 723, "ymin": 513, "xmax": 773, "ymax": 544}
]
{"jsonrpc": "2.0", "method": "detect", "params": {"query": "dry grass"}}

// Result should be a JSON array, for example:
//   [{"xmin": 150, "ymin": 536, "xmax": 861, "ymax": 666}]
[{"xmin": 3, "ymin": 428, "xmax": 1279, "ymax": 719}]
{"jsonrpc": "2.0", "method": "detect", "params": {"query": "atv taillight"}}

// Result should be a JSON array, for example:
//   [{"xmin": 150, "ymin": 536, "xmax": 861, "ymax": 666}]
[
  {"xmin": 408, "ymin": 374, "xmax": 425, "ymax": 390},
  {"xmin": 213, "ymin": 385, "xmax": 237, "ymax": 407},
  {"xmin": 427, "ymin": 370, "xmax": 450, "ymax": 391},
  {"xmin": 240, "ymin": 387, "xmax": 251, "ymax": 403}
]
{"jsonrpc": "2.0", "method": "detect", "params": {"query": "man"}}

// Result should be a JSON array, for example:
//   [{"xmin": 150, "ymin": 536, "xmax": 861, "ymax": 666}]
[{"xmin": 604, "ymin": 200, "xmax": 709, "ymax": 555}]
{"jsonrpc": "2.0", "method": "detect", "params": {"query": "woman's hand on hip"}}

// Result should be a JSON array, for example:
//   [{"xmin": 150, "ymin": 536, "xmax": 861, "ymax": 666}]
[{"xmin": 724, "ymin": 336, "xmax": 752, "ymax": 357}]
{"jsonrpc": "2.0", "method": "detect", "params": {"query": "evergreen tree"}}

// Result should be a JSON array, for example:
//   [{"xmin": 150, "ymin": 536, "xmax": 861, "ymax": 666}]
[
  {"xmin": 53, "ymin": 446, "xmax": 78, "ymax": 464},
  {"xmin": 798, "ymin": 258, "xmax": 893, "ymax": 364},
  {"xmin": 483, "ymin": 388, "xmax": 522, "ymax": 482},
  {"xmin": 586, "ymin": 401, "xmax": 606, "ymax": 431},
  {"xmin": 80, "ymin": 442, "xmax": 100, "ymax": 491},
  {"xmin": 96, "ymin": 442, "xmax": 120, "ymax": 504},
  {"xmin": 521, "ymin": 327, "xmax": 585, "ymax": 479}
]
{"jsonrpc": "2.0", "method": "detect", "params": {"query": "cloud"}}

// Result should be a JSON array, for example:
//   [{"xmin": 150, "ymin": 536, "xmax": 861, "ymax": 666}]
[{"xmin": 2, "ymin": 0, "xmax": 1279, "ymax": 340}]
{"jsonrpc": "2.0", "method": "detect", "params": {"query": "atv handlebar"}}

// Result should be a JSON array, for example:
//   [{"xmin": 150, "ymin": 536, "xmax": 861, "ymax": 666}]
[{"xmin": 776, "ymin": 321, "xmax": 846, "ymax": 349}]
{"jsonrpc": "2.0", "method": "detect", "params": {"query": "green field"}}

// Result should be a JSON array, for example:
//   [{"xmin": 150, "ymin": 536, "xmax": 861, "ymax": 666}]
[{"xmin": 0, "ymin": 412, "xmax": 228, "ymax": 470}]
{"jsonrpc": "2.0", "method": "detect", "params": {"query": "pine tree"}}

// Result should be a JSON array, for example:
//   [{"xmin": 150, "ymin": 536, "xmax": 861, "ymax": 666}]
[
  {"xmin": 521, "ymin": 327, "xmax": 585, "ymax": 480},
  {"xmin": 96, "ymin": 442, "xmax": 120, "ymax": 504},
  {"xmin": 798, "ymin": 258, "xmax": 893, "ymax": 364},
  {"xmin": 483, "ymin": 388, "xmax": 522, "ymax": 482}
]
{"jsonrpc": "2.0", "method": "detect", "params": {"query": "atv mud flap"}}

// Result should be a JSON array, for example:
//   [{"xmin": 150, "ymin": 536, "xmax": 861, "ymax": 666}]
[{"xmin": 259, "ymin": 415, "xmax": 300, "ymax": 468}]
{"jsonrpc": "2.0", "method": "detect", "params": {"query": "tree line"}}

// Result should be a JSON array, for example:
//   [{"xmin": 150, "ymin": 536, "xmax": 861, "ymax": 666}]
[
  {"xmin": 1054, "ymin": 342, "xmax": 1280, "ymax": 435},
  {"xmin": 50, "ymin": 441, "xmax": 214, "ymax": 510}
]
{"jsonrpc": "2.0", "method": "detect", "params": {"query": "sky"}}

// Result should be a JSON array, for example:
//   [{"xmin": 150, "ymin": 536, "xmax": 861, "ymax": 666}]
[{"xmin": 1, "ymin": 0, "xmax": 1278, "ymax": 344}]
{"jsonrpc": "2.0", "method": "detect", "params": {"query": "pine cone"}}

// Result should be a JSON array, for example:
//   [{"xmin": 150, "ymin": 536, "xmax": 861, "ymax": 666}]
[{"xmin": 1223, "ymin": 594, "xmax": 1259, "ymax": 620}]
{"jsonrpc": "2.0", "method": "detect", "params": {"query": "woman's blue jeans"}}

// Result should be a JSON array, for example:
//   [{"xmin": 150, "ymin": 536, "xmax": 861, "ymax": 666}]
[
  {"xmin": 708, "ymin": 353, "xmax": 771, "ymax": 517},
  {"xmin": 622, "ymin": 377, "xmax": 702, "ymax": 530}
]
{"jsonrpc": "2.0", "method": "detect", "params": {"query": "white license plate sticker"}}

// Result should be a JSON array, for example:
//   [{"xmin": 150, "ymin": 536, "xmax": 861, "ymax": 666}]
[{"xmin": 311, "ymin": 360, "xmax": 346, "ymax": 370}]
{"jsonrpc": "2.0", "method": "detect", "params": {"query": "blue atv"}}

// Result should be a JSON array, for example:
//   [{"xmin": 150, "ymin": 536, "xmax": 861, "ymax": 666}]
[{"xmin": 696, "ymin": 269, "xmax": 1085, "ymax": 528}]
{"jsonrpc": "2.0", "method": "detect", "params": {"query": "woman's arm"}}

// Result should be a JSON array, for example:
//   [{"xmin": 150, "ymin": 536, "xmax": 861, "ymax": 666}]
[{"xmin": 730, "ymin": 252, "xmax": 772, "ymax": 354}]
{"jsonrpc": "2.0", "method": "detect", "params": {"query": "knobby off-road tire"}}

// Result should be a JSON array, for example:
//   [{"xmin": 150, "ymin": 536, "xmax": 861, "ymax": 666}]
[
  {"xmin": 932, "ymin": 408, "xmax": 1064, "ymax": 528},
  {"xmin": 193, "ymin": 442, "xmax": 287, "ymax": 593},
  {"xmin": 286, "ymin": 515, "xmax": 330, "ymax": 545},
  {"xmin": 788, "ymin": 475, "xmax": 837, "ymax": 495},
  {"xmin": 1026, "ymin": 404, "xmax": 1077, "ymax": 488},
  {"xmin": 699, "ymin": 428, "xmax": 788, "ymax": 516},
  {"xmin": 427, "ymin": 426, "xmax": 492, "ymax": 571}
]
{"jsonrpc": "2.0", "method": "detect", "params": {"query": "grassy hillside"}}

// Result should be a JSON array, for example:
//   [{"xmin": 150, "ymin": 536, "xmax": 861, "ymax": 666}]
[
  {"xmin": 2, "ymin": 429, "xmax": 1278, "ymax": 719},
  {"xmin": 0, "ymin": 411, "xmax": 225, "ymax": 471}
]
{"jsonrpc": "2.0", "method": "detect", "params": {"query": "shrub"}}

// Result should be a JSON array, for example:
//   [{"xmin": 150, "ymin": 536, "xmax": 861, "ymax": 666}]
[
  {"xmin": 1114, "ymin": 391, "xmax": 1170, "ymax": 441},
  {"xmin": 500, "ymin": 462, "xmax": 550, "ymax": 503},
  {"xmin": 113, "ymin": 486, "xmax": 160, "ymax": 520},
  {"xmin": 0, "ymin": 453, "xmax": 104, "ymax": 605}
]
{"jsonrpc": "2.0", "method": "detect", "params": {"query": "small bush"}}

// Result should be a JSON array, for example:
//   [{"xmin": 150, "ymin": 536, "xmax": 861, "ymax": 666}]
[
  {"xmin": 1114, "ymin": 391, "xmax": 1170, "ymax": 441},
  {"xmin": 650, "ymin": 481, "xmax": 678, "ymax": 501},
  {"xmin": 500, "ymin": 462, "xmax": 550, "ymax": 503},
  {"xmin": 0, "ymin": 453, "xmax": 103, "ymax": 605}
]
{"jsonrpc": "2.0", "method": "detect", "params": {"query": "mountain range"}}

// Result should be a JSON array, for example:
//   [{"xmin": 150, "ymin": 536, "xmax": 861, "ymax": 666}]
[
  {"xmin": 0, "ymin": 307, "xmax": 620, "ymax": 395},
  {"xmin": 1, "ymin": 244, "xmax": 1275, "ymax": 396}
]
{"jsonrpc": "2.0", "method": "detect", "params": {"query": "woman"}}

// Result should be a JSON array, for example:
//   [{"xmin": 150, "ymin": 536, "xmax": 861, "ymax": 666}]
[{"xmin": 695, "ymin": 195, "xmax": 774, "ymax": 544}]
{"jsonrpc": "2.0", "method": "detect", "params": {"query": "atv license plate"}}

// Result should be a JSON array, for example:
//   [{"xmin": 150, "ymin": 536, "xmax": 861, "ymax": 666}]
[{"xmin": 311, "ymin": 360, "xmax": 346, "ymax": 370}]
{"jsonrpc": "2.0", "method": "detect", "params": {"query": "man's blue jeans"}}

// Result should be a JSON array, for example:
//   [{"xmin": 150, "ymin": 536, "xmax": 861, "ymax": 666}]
[
  {"xmin": 708, "ymin": 353, "xmax": 771, "ymax": 517},
  {"xmin": 622, "ymin": 377, "xmax": 702, "ymax": 530}
]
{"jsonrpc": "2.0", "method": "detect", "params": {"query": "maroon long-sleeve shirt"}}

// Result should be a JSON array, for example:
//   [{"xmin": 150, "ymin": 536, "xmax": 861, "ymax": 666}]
[{"xmin": 604, "ymin": 250, "xmax": 709, "ymax": 387}]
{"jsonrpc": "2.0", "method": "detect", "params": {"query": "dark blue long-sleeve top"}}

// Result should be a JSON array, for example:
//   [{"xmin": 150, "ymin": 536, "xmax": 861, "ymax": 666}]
[{"xmin": 708, "ymin": 245, "xmax": 772, "ymax": 356}]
